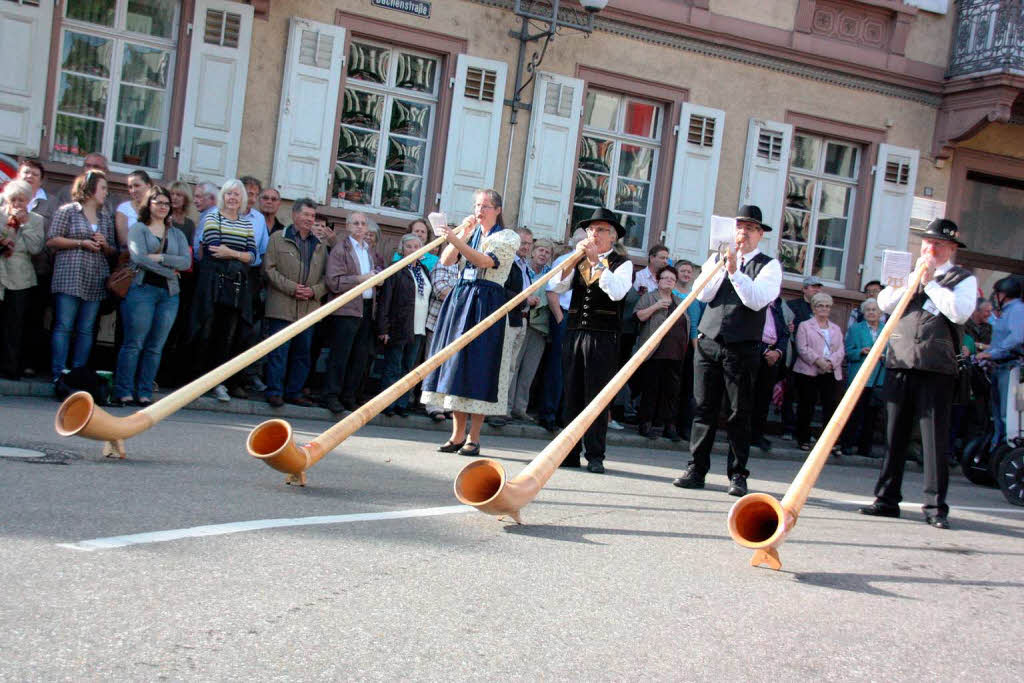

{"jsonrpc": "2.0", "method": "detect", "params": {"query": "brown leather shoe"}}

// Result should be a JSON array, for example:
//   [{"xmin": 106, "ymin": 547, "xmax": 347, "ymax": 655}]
[
  {"xmin": 285, "ymin": 396, "xmax": 315, "ymax": 407},
  {"xmin": 266, "ymin": 395, "xmax": 284, "ymax": 407}
]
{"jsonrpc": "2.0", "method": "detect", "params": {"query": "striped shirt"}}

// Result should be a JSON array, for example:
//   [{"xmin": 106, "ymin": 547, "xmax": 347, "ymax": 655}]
[{"xmin": 198, "ymin": 210, "xmax": 256, "ymax": 261}]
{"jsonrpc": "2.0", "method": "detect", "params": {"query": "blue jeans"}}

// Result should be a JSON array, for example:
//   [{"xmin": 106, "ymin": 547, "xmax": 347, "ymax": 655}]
[
  {"xmin": 114, "ymin": 283, "xmax": 179, "ymax": 400},
  {"xmin": 51, "ymin": 293, "xmax": 102, "ymax": 381},
  {"xmin": 381, "ymin": 335, "xmax": 423, "ymax": 409},
  {"xmin": 991, "ymin": 366, "xmax": 1013, "ymax": 448},
  {"xmin": 538, "ymin": 308, "xmax": 568, "ymax": 423},
  {"xmin": 264, "ymin": 318, "xmax": 314, "ymax": 399}
]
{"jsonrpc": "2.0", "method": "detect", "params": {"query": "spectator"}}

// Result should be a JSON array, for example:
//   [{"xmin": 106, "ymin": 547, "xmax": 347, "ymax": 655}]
[
  {"xmin": 965, "ymin": 297, "xmax": 993, "ymax": 351},
  {"xmin": 792, "ymin": 292, "xmax": 845, "ymax": 451},
  {"xmin": 16, "ymin": 160, "xmax": 52, "ymax": 379},
  {"xmin": 848, "ymin": 279, "xmax": 886, "ymax": 327},
  {"xmin": 193, "ymin": 181, "xmax": 219, "ymax": 218},
  {"xmin": 673, "ymin": 258, "xmax": 705, "ymax": 440},
  {"xmin": 377, "ymin": 233, "xmax": 432, "ymax": 417},
  {"xmin": 259, "ymin": 187, "xmax": 285, "ymax": 234},
  {"xmin": 781, "ymin": 274, "xmax": 824, "ymax": 438},
  {"xmin": 423, "ymin": 259, "xmax": 459, "ymax": 422},
  {"xmin": 115, "ymin": 170, "xmax": 153, "ymax": 247},
  {"xmin": 45, "ymin": 171, "xmax": 117, "ymax": 381},
  {"xmin": 488, "ymin": 227, "xmax": 534, "ymax": 426},
  {"xmin": 391, "ymin": 218, "xmax": 439, "ymax": 271},
  {"xmin": 324, "ymin": 211, "xmax": 378, "ymax": 414},
  {"xmin": 750, "ymin": 296, "xmax": 790, "ymax": 452},
  {"xmin": 112, "ymin": 187, "xmax": 191, "ymax": 406},
  {"xmin": 0, "ymin": 180, "xmax": 45, "ymax": 379},
  {"xmin": 840, "ymin": 298, "xmax": 885, "ymax": 456},
  {"xmin": 18, "ymin": 159, "xmax": 51, "ymax": 225},
  {"xmin": 634, "ymin": 244, "xmax": 669, "ymax": 294},
  {"xmin": 157, "ymin": 181, "xmax": 199, "ymax": 388},
  {"xmin": 52, "ymin": 154, "xmax": 116, "ymax": 215},
  {"xmin": 188, "ymin": 179, "xmax": 256, "ymax": 402},
  {"xmin": 262, "ymin": 198, "xmax": 328, "ymax": 407},
  {"xmin": 508, "ymin": 237, "xmax": 553, "ymax": 421},
  {"xmin": 633, "ymin": 265, "xmax": 689, "ymax": 440},
  {"xmin": 787, "ymin": 275, "xmax": 822, "ymax": 328},
  {"xmin": 168, "ymin": 181, "xmax": 196, "ymax": 245},
  {"xmin": 978, "ymin": 276, "xmax": 1023, "ymax": 449}
]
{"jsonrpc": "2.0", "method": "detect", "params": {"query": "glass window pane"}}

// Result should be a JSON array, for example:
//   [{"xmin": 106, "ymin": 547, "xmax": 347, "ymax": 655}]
[
  {"xmin": 620, "ymin": 213, "xmax": 646, "ymax": 250},
  {"xmin": 333, "ymin": 164, "xmax": 374, "ymax": 204},
  {"xmin": 341, "ymin": 89, "xmax": 384, "ymax": 130},
  {"xmin": 58, "ymin": 73, "xmax": 109, "ymax": 118},
  {"xmin": 791, "ymin": 134, "xmax": 820, "ymax": 171},
  {"xmin": 812, "ymin": 247, "xmax": 843, "ymax": 282},
  {"xmin": 66, "ymin": 0, "xmax": 116, "ymax": 27},
  {"xmin": 386, "ymin": 136, "xmax": 426, "ymax": 175},
  {"xmin": 53, "ymin": 114, "xmax": 103, "ymax": 158},
  {"xmin": 615, "ymin": 180, "xmax": 649, "ymax": 215},
  {"xmin": 337, "ymin": 127, "xmax": 379, "ymax": 166},
  {"xmin": 623, "ymin": 100, "xmax": 659, "ymax": 139},
  {"xmin": 578, "ymin": 136, "xmax": 613, "ymax": 173},
  {"xmin": 62, "ymin": 32, "xmax": 113, "ymax": 77},
  {"xmin": 126, "ymin": 0, "xmax": 176, "ymax": 39},
  {"xmin": 824, "ymin": 143, "xmax": 857, "ymax": 178},
  {"xmin": 618, "ymin": 144, "xmax": 654, "ymax": 181},
  {"xmin": 778, "ymin": 240, "xmax": 807, "ymax": 275},
  {"xmin": 959, "ymin": 171, "xmax": 1024, "ymax": 256},
  {"xmin": 819, "ymin": 182, "xmax": 852, "ymax": 216},
  {"xmin": 389, "ymin": 99, "xmax": 431, "ymax": 138},
  {"xmin": 815, "ymin": 216, "xmax": 849, "ymax": 249},
  {"xmin": 121, "ymin": 44, "xmax": 170, "ymax": 88},
  {"xmin": 785, "ymin": 175, "xmax": 815, "ymax": 210},
  {"xmin": 574, "ymin": 171, "xmax": 608, "ymax": 207},
  {"xmin": 348, "ymin": 42, "xmax": 390, "ymax": 84},
  {"xmin": 782, "ymin": 208, "xmax": 811, "ymax": 242},
  {"xmin": 116, "ymin": 84, "xmax": 164, "ymax": 128},
  {"xmin": 113, "ymin": 126, "xmax": 160, "ymax": 167},
  {"xmin": 584, "ymin": 91, "xmax": 618, "ymax": 131},
  {"xmin": 394, "ymin": 53, "xmax": 437, "ymax": 94},
  {"xmin": 381, "ymin": 173, "xmax": 422, "ymax": 212}
]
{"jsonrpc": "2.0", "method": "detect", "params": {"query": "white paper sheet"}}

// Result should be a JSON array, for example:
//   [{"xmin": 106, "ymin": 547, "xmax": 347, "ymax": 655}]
[
  {"xmin": 710, "ymin": 215, "xmax": 735, "ymax": 251},
  {"xmin": 427, "ymin": 212, "xmax": 448, "ymax": 237},
  {"xmin": 881, "ymin": 249, "xmax": 913, "ymax": 288}
]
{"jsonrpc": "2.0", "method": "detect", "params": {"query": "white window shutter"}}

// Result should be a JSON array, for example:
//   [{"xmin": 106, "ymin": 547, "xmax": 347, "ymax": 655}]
[
  {"xmin": 517, "ymin": 71, "xmax": 583, "ymax": 240},
  {"xmin": 738, "ymin": 118, "xmax": 793, "ymax": 258},
  {"xmin": 665, "ymin": 103, "xmax": 725, "ymax": 265},
  {"xmin": 0, "ymin": 0, "xmax": 53, "ymax": 156},
  {"xmin": 271, "ymin": 18, "xmax": 345, "ymax": 202},
  {"xmin": 861, "ymin": 144, "xmax": 920, "ymax": 287},
  {"xmin": 178, "ymin": 0, "xmax": 254, "ymax": 185},
  {"xmin": 439, "ymin": 54, "xmax": 507, "ymax": 220}
]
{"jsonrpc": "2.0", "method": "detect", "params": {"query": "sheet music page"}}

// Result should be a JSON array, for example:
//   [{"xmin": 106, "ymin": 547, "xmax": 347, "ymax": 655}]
[
  {"xmin": 710, "ymin": 216, "xmax": 735, "ymax": 252},
  {"xmin": 881, "ymin": 250, "xmax": 913, "ymax": 288}
]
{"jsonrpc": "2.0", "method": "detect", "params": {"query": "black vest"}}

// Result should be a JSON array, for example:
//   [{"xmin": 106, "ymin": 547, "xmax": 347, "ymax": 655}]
[
  {"xmin": 887, "ymin": 265, "xmax": 972, "ymax": 375},
  {"xmin": 698, "ymin": 252, "xmax": 774, "ymax": 343},
  {"xmin": 567, "ymin": 251, "xmax": 629, "ymax": 333}
]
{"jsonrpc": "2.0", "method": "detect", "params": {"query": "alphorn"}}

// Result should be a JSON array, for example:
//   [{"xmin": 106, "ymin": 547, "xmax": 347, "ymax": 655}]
[
  {"xmin": 247, "ymin": 249, "xmax": 589, "ymax": 486},
  {"xmin": 54, "ymin": 219, "xmax": 473, "ymax": 458},
  {"xmin": 727, "ymin": 262, "xmax": 927, "ymax": 570},
  {"xmin": 454, "ymin": 256, "xmax": 726, "ymax": 523}
]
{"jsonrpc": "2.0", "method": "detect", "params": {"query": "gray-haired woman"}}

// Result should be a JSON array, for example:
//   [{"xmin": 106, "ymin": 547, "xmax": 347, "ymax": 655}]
[{"xmin": 0, "ymin": 179, "xmax": 45, "ymax": 379}]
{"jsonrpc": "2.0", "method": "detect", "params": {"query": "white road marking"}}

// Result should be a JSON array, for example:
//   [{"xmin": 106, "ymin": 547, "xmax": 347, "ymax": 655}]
[
  {"xmin": 57, "ymin": 505, "xmax": 475, "ymax": 551},
  {"xmin": 837, "ymin": 499, "xmax": 1024, "ymax": 514}
]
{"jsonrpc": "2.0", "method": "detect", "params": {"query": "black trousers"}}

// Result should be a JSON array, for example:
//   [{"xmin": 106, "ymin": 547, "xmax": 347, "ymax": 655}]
[
  {"xmin": 326, "ymin": 299, "xmax": 373, "ymax": 404},
  {"xmin": 688, "ymin": 336, "xmax": 761, "ymax": 478},
  {"xmin": 841, "ymin": 388, "xmax": 883, "ymax": 454},
  {"xmin": 192, "ymin": 304, "xmax": 242, "ymax": 386},
  {"xmin": 562, "ymin": 329, "xmax": 618, "ymax": 463},
  {"xmin": 750, "ymin": 355, "xmax": 781, "ymax": 442},
  {"xmin": 0, "ymin": 287, "xmax": 30, "ymax": 377},
  {"xmin": 873, "ymin": 369, "xmax": 954, "ymax": 516},
  {"xmin": 794, "ymin": 372, "xmax": 839, "ymax": 445},
  {"xmin": 676, "ymin": 343, "xmax": 696, "ymax": 437},
  {"xmin": 637, "ymin": 358, "xmax": 681, "ymax": 427}
]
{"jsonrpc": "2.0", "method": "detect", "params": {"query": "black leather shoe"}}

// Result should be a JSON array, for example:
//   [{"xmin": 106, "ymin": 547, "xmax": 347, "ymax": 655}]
[
  {"xmin": 559, "ymin": 457, "xmax": 581, "ymax": 468},
  {"xmin": 586, "ymin": 460, "xmax": 605, "ymax": 474},
  {"xmin": 664, "ymin": 427, "xmax": 682, "ymax": 443},
  {"xmin": 437, "ymin": 440, "xmax": 466, "ymax": 453},
  {"xmin": 754, "ymin": 436, "xmax": 772, "ymax": 452},
  {"xmin": 858, "ymin": 503, "xmax": 901, "ymax": 518},
  {"xmin": 325, "ymin": 396, "xmax": 345, "ymax": 414},
  {"xmin": 383, "ymin": 407, "xmax": 396, "ymax": 417},
  {"xmin": 539, "ymin": 419, "xmax": 557, "ymax": 433},
  {"xmin": 925, "ymin": 515, "xmax": 950, "ymax": 529},
  {"xmin": 458, "ymin": 442, "xmax": 481, "ymax": 456},
  {"xmin": 485, "ymin": 415, "xmax": 507, "ymax": 427},
  {"xmin": 637, "ymin": 422, "xmax": 651, "ymax": 437},
  {"xmin": 672, "ymin": 466, "xmax": 705, "ymax": 489},
  {"xmin": 727, "ymin": 474, "xmax": 748, "ymax": 497}
]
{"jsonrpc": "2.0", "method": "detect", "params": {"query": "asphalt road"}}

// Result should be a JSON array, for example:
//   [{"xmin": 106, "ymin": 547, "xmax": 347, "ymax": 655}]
[{"xmin": 1, "ymin": 396, "xmax": 1022, "ymax": 681}]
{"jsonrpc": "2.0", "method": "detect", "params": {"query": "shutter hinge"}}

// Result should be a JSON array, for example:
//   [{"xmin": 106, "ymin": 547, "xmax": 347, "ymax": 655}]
[
  {"xmin": 435, "ymin": 192, "xmax": 442, "ymax": 205},
  {"xmin": 660, "ymin": 230, "xmax": 667, "ymax": 243},
  {"xmin": 186, "ymin": 22, "xmax": 193, "ymax": 36},
  {"xmin": 857, "ymin": 263, "xmax": 865, "ymax": 273},
  {"xmin": 173, "ymin": 146, "xmax": 180, "ymax": 159},
  {"xmin": 870, "ymin": 165, "xmax": 877, "ymax": 176},
  {"xmin": 449, "ymin": 77, "xmax": 455, "ymax": 89},
  {"xmin": 41, "ymin": 124, "xmax": 47, "ymax": 139},
  {"xmin": 673, "ymin": 124, "xmax": 679, "ymax": 137}
]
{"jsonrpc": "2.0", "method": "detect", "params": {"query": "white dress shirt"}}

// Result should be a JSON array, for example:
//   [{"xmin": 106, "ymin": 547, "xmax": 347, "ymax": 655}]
[
  {"xmin": 28, "ymin": 187, "xmax": 47, "ymax": 213},
  {"xmin": 877, "ymin": 259, "xmax": 977, "ymax": 325},
  {"xmin": 633, "ymin": 266, "xmax": 658, "ymax": 293},
  {"xmin": 350, "ymin": 236, "xmax": 374, "ymax": 299},
  {"xmin": 549, "ymin": 248, "xmax": 633, "ymax": 302},
  {"xmin": 697, "ymin": 247, "xmax": 782, "ymax": 312},
  {"xmin": 546, "ymin": 252, "xmax": 575, "ymax": 309}
]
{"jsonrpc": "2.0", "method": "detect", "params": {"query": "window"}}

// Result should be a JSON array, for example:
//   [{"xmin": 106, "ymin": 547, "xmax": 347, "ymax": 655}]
[
  {"xmin": 333, "ymin": 40, "xmax": 439, "ymax": 215},
  {"xmin": 51, "ymin": 0, "xmax": 178, "ymax": 173},
  {"xmin": 780, "ymin": 134, "xmax": 860, "ymax": 283},
  {"xmin": 572, "ymin": 89, "xmax": 663, "ymax": 252}
]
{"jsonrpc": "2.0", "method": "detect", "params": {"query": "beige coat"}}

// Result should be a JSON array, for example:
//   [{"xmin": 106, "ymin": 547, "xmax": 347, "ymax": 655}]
[
  {"xmin": 263, "ymin": 225, "xmax": 328, "ymax": 322},
  {"xmin": 0, "ymin": 209, "xmax": 44, "ymax": 299}
]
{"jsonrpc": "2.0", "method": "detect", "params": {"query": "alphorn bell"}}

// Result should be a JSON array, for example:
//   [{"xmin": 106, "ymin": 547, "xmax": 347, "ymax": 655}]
[
  {"xmin": 454, "ymin": 256, "xmax": 726, "ymax": 523},
  {"xmin": 55, "ymin": 218, "xmax": 474, "ymax": 458},
  {"xmin": 727, "ymin": 263, "xmax": 928, "ymax": 570},
  {"xmin": 247, "ymin": 249, "xmax": 589, "ymax": 486}
]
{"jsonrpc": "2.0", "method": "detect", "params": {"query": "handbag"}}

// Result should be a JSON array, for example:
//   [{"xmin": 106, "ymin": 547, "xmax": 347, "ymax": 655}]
[
  {"xmin": 209, "ymin": 214, "xmax": 246, "ymax": 309},
  {"xmin": 105, "ymin": 251, "xmax": 135, "ymax": 298}
]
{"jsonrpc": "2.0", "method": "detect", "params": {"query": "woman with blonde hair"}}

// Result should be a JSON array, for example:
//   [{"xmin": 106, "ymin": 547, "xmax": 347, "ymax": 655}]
[
  {"xmin": 0, "ymin": 179, "xmax": 45, "ymax": 379},
  {"xmin": 793, "ymin": 291, "xmax": 845, "ymax": 451}
]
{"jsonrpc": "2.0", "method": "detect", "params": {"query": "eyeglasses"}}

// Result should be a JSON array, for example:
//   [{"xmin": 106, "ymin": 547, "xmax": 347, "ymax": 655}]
[{"xmin": 151, "ymin": 200, "xmax": 171, "ymax": 207}]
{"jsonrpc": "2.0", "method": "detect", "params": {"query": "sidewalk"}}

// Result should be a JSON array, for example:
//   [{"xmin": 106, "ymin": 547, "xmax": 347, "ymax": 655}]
[{"xmin": 1, "ymin": 377, "xmax": 912, "ymax": 471}]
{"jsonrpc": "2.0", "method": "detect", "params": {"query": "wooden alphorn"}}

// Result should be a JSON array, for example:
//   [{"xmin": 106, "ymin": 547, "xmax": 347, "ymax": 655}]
[
  {"xmin": 247, "ymin": 249, "xmax": 589, "ymax": 486},
  {"xmin": 55, "ymin": 218, "xmax": 473, "ymax": 458},
  {"xmin": 453, "ymin": 256, "xmax": 726, "ymax": 523},
  {"xmin": 727, "ymin": 263, "xmax": 928, "ymax": 570}
]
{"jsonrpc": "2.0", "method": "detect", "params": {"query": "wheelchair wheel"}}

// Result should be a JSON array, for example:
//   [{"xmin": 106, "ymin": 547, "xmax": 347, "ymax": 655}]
[
  {"xmin": 960, "ymin": 434, "xmax": 996, "ymax": 487},
  {"xmin": 997, "ymin": 447, "xmax": 1024, "ymax": 507}
]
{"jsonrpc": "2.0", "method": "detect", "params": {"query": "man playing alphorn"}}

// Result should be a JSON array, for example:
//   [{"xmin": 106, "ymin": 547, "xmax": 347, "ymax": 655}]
[
  {"xmin": 859, "ymin": 219, "xmax": 976, "ymax": 529},
  {"xmin": 672, "ymin": 205, "xmax": 782, "ymax": 496},
  {"xmin": 549, "ymin": 208, "xmax": 633, "ymax": 473}
]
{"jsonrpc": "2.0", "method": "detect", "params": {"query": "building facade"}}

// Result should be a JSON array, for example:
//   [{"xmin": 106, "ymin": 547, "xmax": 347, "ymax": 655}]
[{"xmin": 3, "ymin": 0, "xmax": 1022, "ymax": 318}]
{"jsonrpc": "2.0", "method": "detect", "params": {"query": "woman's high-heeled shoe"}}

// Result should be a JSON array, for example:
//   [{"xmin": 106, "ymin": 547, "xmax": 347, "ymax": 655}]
[{"xmin": 438, "ymin": 439, "xmax": 466, "ymax": 453}]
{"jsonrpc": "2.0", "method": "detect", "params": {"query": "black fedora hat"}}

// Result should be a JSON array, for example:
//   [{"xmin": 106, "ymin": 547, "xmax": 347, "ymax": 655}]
[
  {"xmin": 921, "ymin": 218, "xmax": 967, "ymax": 248},
  {"xmin": 735, "ymin": 205, "xmax": 772, "ymax": 232},
  {"xmin": 575, "ymin": 207, "xmax": 626, "ymax": 239}
]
